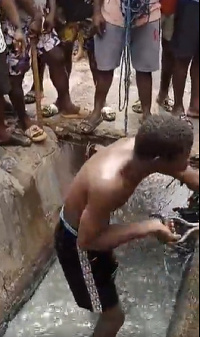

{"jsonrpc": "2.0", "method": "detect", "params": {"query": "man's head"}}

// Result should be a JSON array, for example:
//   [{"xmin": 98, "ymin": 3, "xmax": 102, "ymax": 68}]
[{"xmin": 135, "ymin": 115, "xmax": 194, "ymax": 172}]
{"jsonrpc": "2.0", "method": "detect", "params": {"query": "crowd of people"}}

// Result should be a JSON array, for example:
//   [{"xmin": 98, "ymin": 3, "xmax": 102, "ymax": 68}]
[{"xmin": 0, "ymin": 0, "xmax": 199, "ymax": 145}]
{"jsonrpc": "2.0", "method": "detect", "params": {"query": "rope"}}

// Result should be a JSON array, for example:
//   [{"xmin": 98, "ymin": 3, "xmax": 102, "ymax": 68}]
[{"xmin": 119, "ymin": 0, "xmax": 151, "ymax": 135}]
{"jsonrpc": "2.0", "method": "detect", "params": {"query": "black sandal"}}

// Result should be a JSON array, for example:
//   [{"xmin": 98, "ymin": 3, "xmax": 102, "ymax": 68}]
[
  {"xmin": 79, "ymin": 115, "xmax": 103, "ymax": 135},
  {"xmin": 24, "ymin": 91, "xmax": 36, "ymax": 105}
]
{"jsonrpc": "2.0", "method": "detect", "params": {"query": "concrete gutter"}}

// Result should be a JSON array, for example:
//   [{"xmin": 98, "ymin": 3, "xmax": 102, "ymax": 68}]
[
  {"xmin": 167, "ymin": 244, "xmax": 199, "ymax": 337},
  {"xmin": 0, "ymin": 129, "xmax": 85, "ymax": 336}
]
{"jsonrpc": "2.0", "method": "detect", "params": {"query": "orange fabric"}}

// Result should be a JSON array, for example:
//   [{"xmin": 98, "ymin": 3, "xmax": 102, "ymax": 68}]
[{"xmin": 161, "ymin": 0, "xmax": 178, "ymax": 15}]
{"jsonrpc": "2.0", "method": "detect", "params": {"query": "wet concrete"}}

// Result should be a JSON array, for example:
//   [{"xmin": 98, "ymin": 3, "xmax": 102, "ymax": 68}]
[{"xmin": 4, "ymin": 174, "xmax": 191, "ymax": 337}]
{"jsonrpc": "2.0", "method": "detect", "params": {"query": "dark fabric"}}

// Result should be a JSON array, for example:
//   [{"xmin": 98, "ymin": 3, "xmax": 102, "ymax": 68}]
[
  {"xmin": 0, "ymin": 51, "xmax": 11, "ymax": 95},
  {"xmin": 56, "ymin": 0, "xmax": 93, "ymax": 22},
  {"xmin": 172, "ymin": 0, "xmax": 199, "ymax": 58},
  {"xmin": 55, "ymin": 219, "xmax": 119, "ymax": 313}
]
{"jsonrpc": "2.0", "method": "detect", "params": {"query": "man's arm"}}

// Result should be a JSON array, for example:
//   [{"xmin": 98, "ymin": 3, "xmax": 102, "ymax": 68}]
[
  {"xmin": 48, "ymin": 0, "xmax": 56, "ymax": 18},
  {"xmin": 78, "ymin": 190, "xmax": 180, "ymax": 251},
  {"xmin": 174, "ymin": 166, "xmax": 199, "ymax": 192},
  {"xmin": 16, "ymin": 0, "xmax": 41, "ymax": 18},
  {"xmin": 93, "ymin": 0, "xmax": 106, "ymax": 36},
  {"xmin": 1, "ymin": 0, "xmax": 21, "ymax": 29},
  {"xmin": 43, "ymin": 0, "xmax": 56, "ymax": 33}
]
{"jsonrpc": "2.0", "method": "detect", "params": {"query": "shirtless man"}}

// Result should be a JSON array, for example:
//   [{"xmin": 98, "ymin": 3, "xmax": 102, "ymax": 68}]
[{"xmin": 55, "ymin": 115, "xmax": 199, "ymax": 337}]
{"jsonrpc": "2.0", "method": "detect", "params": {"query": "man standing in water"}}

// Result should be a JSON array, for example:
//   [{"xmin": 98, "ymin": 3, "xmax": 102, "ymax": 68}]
[{"xmin": 55, "ymin": 115, "xmax": 199, "ymax": 337}]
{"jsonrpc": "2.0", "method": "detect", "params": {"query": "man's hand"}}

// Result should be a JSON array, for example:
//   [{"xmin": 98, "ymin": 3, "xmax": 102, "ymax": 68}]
[
  {"xmin": 13, "ymin": 28, "xmax": 26, "ymax": 56},
  {"xmin": 93, "ymin": 13, "xmax": 106, "ymax": 37},
  {"xmin": 150, "ymin": 219, "xmax": 181, "ymax": 244},
  {"xmin": 43, "ymin": 13, "xmax": 55, "ymax": 33},
  {"xmin": 29, "ymin": 17, "xmax": 42, "ymax": 38}
]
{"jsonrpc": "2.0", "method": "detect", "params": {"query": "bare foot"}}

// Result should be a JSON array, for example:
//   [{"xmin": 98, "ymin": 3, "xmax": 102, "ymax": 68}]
[
  {"xmin": 172, "ymin": 105, "xmax": 184, "ymax": 117},
  {"xmin": 61, "ymin": 103, "xmax": 82, "ymax": 118}
]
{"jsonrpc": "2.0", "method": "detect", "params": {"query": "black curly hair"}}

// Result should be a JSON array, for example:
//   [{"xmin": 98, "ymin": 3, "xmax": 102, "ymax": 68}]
[{"xmin": 135, "ymin": 115, "xmax": 194, "ymax": 160}]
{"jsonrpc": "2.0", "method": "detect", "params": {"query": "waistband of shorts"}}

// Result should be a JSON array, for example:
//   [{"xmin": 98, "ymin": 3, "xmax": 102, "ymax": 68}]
[{"xmin": 60, "ymin": 206, "xmax": 78, "ymax": 237}]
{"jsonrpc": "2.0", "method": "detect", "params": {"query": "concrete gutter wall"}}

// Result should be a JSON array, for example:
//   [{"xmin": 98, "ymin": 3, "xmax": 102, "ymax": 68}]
[
  {"xmin": 167, "ymin": 245, "xmax": 199, "ymax": 337},
  {"xmin": 0, "ymin": 130, "xmax": 85, "ymax": 336}
]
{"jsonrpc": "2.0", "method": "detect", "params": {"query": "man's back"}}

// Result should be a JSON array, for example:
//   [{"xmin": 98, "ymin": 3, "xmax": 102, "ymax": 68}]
[{"xmin": 64, "ymin": 138, "xmax": 141, "ymax": 229}]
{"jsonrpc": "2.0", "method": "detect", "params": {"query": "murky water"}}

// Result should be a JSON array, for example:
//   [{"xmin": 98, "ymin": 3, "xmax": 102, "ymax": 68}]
[{"xmin": 5, "ymin": 174, "xmax": 191, "ymax": 337}]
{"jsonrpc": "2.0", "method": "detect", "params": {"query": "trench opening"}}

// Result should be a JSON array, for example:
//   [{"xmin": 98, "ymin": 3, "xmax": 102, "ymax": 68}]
[{"xmin": 3, "ymin": 140, "xmax": 195, "ymax": 337}]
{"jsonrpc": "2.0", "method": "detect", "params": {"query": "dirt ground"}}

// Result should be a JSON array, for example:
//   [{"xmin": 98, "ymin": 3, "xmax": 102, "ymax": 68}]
[{"xmin": 23, "ymin": 58, "xmax": 199, "ymax": 154}]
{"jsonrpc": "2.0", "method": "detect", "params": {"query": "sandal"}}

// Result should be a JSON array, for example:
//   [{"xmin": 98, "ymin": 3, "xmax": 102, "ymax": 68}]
[
  {"xmin": 25, "ymin": 125, "xmax": 47, "ymax": 143},
  {"xmin": 102, "ymin": 107, "xmax": 116, "ymax": 122},
  {"xmin": 24, "ymin": 91, "xmax": 36, "ymax": 105},
  {"xmin": 157, "ymin": 97, "xmax": 174, "ymax": 113},
  {"xmin": 42, "ymin": 104, "xmax": 59, "ymax": 118},
  {"xmin": 0, "ymin": 131, "xmax": 32, "ymax": 147},
  {"xmin": 79, "ymin": 115, "xmax": 103, "ymax": 135},
  {"xmin": 24, "ymin": 91, "xmax": 44, "ymax": 105},
  {"xmin": 132, "ymin": 100, "xmax": 142, "ymax": 114}
]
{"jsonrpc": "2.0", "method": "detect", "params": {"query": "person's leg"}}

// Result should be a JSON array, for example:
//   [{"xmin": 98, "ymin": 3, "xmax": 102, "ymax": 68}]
[
  {"xmin": 0, "ymin": 95, "xmax": 10, "ymax": 142},
  {"xmin": 87, "ymin": 39, "xmax": 98, "ymax": 85},
  {"xmin": 62, "ymin": 42, "xmax": 74, "ymax": 77},
  {"xmin": 42, "ymin": 44, "xmax": 79, "ymax": 115},
  {"xmin": 93, "ymin": 304, "xmax": 125, "ymax": 337},
  {"xmin": 172, "ymin": 57, "xmax": 191, "ymax": 116},
  {"xmin": 136, "ymin": 72, "xmax": 152, "ymax": 120},
  {"xmin": 132, "ymin": 20, "xmax": 160, "ymax": 120},
  {"xmin": 172, "ymin": 1, "xmax": 199, "ymax": 116},
  {"xmin": 80, "ymin": 23, "xmax": 124, "ymax": 133},
  {"xmin": 27, "ymin": 55, "xmax": 46, "ymax": 99},
  {"xmin": 157, "ymin": 38, "xmax": 175, "ymax": 106},
  {"xmin": 158, "ymin": 14, "xmax": 175, "ymax": 107},
  {"xmin": 188, "ymin": 52, "xmax": 199, "ymax": 118},
  {"xmin": 9, "ymin": 75, "xmax": 33, "ymax": 130}
]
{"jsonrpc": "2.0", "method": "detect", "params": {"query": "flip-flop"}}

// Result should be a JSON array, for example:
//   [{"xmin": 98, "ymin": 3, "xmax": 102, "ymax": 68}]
[
  {"xmin": 187, "ymin": 109, "xmax": 199, "ymax": 119},
  {"xmin": 25, "ymin": 125, "xmax": 47, "ymax": 143},
  {"xmin": 61, "ymin": 107, "xmax": 91, "ymax": 119},
  {"xmin": 79, "ymin": 115, "xmax": 103, "ymax": 135},
  {"xmin": 24, "ymin": 91, "xmax": 36, "ymax": 104},
  {"xmin": 132, "ymin": 100, "xmax": 142, "ymax": 114},
  {"xmin": 0, "ymin": 132, "xmax": 32, "ymax": 147},
  {"xmin": 157, "ymin": 97, "xmax": 174, "ymax": 113},
  {"xmin": 24, "ymin": 91, "xmax": 44, "ymax": 105},
  {"xmin": 102, "ymin": 107, "xmax": 116, "ymax": 122},
  {"xmin": 42, "ymin": 104, "xmax": 59, "ymax": 118}
]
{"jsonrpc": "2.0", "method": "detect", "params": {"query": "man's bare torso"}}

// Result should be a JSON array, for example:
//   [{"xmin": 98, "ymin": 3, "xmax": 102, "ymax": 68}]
[{"xmin": 64, "ymin": 138, "xmax": 148, "ymax": 230}]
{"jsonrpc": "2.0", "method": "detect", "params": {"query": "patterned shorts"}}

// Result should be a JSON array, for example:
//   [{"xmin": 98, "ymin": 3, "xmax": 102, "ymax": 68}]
[
  {"xmin": 55, "ymin": 215, "xmax": 119, "ymax": 313},
  {"xmin": 58, "ymin": 19, "xmax": 94, "ymax": 51},
  {"xmin": 2, "ymin": 20, "xmax": 60, "ymax": 76}
]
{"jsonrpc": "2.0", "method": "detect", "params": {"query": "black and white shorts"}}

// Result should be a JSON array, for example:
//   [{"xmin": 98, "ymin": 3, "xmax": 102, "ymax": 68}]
[
  {"xmin": 0, "ymin": 51, "xmax": 11, "ymax": 96},
  {"xmin": 55, "ymin": 216, "xmax": 119, "ymax": 313}
]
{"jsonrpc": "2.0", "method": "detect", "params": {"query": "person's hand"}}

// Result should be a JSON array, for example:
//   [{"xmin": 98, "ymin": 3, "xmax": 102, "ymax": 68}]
[
  {"xmin": 13, "ymin": 29, "xmax": 26, "ymax": 56},
  {"xmin": 93, "ymin": 13, "xmax": 106, "ymax": 37},
  {"xmin": 151, "ymin": 219, "xmax": 181, "ymax": 244},
  {"xmin": 29, "ymin": 17, "xmax": 42, "ymax": 38},
  {"xmin": 43, "ymin": 13, "xmax": 55, "ymax": 33}
]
